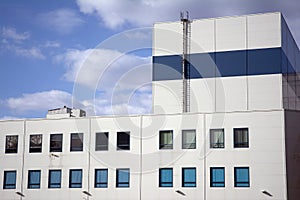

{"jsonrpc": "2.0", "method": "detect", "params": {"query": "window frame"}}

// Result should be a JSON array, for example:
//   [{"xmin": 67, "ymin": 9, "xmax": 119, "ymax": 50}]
[
  {"xmin": 69, "ymin": 169, "xmax": 83, "ymax": 188},
  {"xmin": 95, "ymin": 132, "xmax": 109, "ymax": 151},
  {"xmin": 29, "ymin": 134, "xmax": 43, "ymax": 153},
  {"xmin": 28, "ymin": 170, "xmax": 41, "ymax": 189},
  {"xmin": 159, "ymin": 168, "xmax": 173, "ymax": 187},
  {"xmin": 159, "ymin": 130, "xmax": 173, "ymax": 150},
  {"xmin": 48, "ymin": 169, "xmax": 62, "ymax": 189},
  {"xmin": 5, "ymin": 135, "xmax": 18, "ymax": 154},
  {"xmin": 70, "ymin": 133, "xmax": 83, "ymax": 152},
  {"xmin": 94, "ymin": 169, "xmax": 108, "ymax": 188},
  {"xmin": 234, "ymin": 167, "xmax": 250, "ymax": 187},
  {"xmin": 182, "ymin": 129, "xmax": 196, "ymax": 149},
  {"xmin": 117, "ymin": 132, "xmax": 130, "ymax": 151},
  {"xmin": 49, "ymin": 134, "xmax": 63, "ymax": 152},
  {"xmin": 3, "ymin": 170, "xmax": 17, "ymax": 189},
  {"xmin": 233, "ymin": 128, "xmax": 249, "ymax": 148},
  {"xmin": 210, "ymin": 129, "xmax": 225, "ymax": 149},
  {"xmin": 116, "ymin": 168, "xmax": 130, "ymax": 188},
  {"xmin": 210, "ymin": 167, "xmax": 225, "ymax": 187},
  {"xmin": 182, "ymin": 167, "xmax": 196, "ymax": 187}
]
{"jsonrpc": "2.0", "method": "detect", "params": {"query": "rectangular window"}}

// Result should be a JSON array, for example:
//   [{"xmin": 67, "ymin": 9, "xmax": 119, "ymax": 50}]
[
  {"xmin": 182, "ymin": 130, "xmax": 196, "ymax": 149},
  {"xmin": 5, "ymin": 135, "xmax": 18, "ymax": 153},
  {"xmin": 210, "ymin": 167, "xmax": 225, "ymax": 187},
  {"xmin": 50, "ymin": 134, "xmax": 63, "ymax": 152},
  {"xmin": 28, "ymin": 170, "xmax": 41, "ymax": 189},
  {"xmin": 159, "ymin": 168, "xmax": 173, "ymax": 187},
  {"xmin": 70, "ymin": 133, "xmax": 83, "ymax": 151},
  {"xmin": 234, "ymin": 167, "xmax": 250, "ymax": 187},
  {"xmin": 116, "ymin": 168, "xmax": 130, "ymax": 188},
  {"xmin": 95, "ymin": 169, "xmax": 108, "ymax": 188},
  {"xmin": 117, "ymin": 132, "xmax": 130, "ymax": 150},
  {"xmin": 182, "ymin": 168, "xmax": 196, "ymax": 187},
  {"xmin": 210, "ymin": 129, "xmax": 224, "ymax": 148},
  {"xmin": 95, "ymin": 132, "xmax": 109, "ymax": 151},
  {"xmin": 29, "ymin": 135, "xmax": 42, "ymax": 153},
  {"xmin": 234, "ymin": 128, "xmax": 249, "ymax": 148},
  {"xmin": 69, "ymin": 169, "xmax": 82, "ymax": 188},
  {"xmin": 3, "ymin": 171, "xmax": 16, "ymax": 189},
  {"xmin": 159, "ymin": 130, "xmax": 173, "ymax": 149},
  {"xmin": 48, "ymin": 170, "xmax": 61, "ymax": 188}
]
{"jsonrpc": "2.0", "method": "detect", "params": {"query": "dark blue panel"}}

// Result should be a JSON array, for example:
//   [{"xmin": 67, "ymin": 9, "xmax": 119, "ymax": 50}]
[
  {"xmin": 153, "ymin": 55, "xmax": 182, "ymax": 81},
  {"xmin": 282, "ymin": 50, "xmax": 288, "ymax": 74},
  {"xmin": 248, "ymin": 48, "xmax": 282, "ymax": 75},
  {"xmin": 189, "ymin": 53, "xmax": 215, "ymax": 78},
  {"xmin": 216, "ymin": 50, "xmax": 246, "ymax": 77}
]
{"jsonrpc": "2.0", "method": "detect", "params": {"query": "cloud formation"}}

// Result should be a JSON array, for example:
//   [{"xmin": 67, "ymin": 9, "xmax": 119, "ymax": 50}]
[
  {"xmin": 6, "ymin": 90, "xmax": 73, "ymax": 114},
  {"xmin": 38, "ymin": 8, "xmax": 85, "ymax": 34},
  {"xmin": 2, "ymin": 26, "xmax": 30, "ymax": 42},
  {"xmin": 55, "ymin": 48, "xmax": 152, "ymax": 115}
]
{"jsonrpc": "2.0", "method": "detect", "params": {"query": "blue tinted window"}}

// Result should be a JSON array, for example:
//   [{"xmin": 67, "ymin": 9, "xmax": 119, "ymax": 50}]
[
  {"xmin": 234, "ymin": 167, "xmax": 250, "ymax": 187},
  {"xmin": 3, "ymin": 171, "xmax": 16, "ymax": 189},
  {"xmin": 153, "ymin": 55, "xmax": 182, "ymax": 81},
  {"xmin": 159, "ymin": 168, "xmax": 173, "ymax": 187},
  {"xmin": 116, "ymin": 168, "xmax": 130, "ymax": 188},
  {"xmin": 95, "ymin": 169, "xmax": 108, "ymax": 188},
  {"xmin": 48, "ymin": 170, "xmax": 61, "ymax": 188},
  {"xmin": 210, "ymin": 167, "xmax": 225, "ymax": 187},
  {"xmin": 216, "ymin": 50, "xmax": 246, "ymax": 77},
  {"xmin": 182, "ymin": 168, "xmax": 196, "ymax": 187},
  {"xmin": 69, "ymin": 169, "xmax": 82, "ymax": 188},
  {"xmin": 28, "ymin": 170, "xmax": 41, "ymax": 189}
]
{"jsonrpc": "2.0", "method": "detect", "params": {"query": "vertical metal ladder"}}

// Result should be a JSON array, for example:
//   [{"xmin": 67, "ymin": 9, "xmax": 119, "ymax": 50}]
[{"xmin": 181, "ymin": 12, "xmax": 191, "ymax": 113}]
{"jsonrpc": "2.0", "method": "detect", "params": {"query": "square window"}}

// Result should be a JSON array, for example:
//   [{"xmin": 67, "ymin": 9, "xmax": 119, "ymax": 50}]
[
  {"xmin": 95, "ymin": 169, "xmax": 108, "ymax": 188},
  {"xmin": 28, "ymin": 170, "xmax": 41, "ymax": 189},
  {"xmin": 182, "ymin": 168, "xmax": 196, "ymax": 187},
  {"xmin": 117, "ymin": 132, "xmax": 130, "ymax": 150},
  {"xmin": 210, "ymin": 167, "xmax": 225, "ymax": 187},
  {"xmin": 116, "ymin": 168, "xmax": 130, "ymax": 188},
  {"xmin": 234, "ymin": 167, "xmax": 250, "ymax": 187},
  {"xmin": 182, "ymin": 130, "xmax": 196, "ymax": 149},
  {"xmin": 210, "ymin": 129, "xmax": 224, "ymax": 148},
  {"xmin": 159, "ymin": 168, "xmax": 173, "ymax": 187},
  {"xmin": 48, "ymin": 170, "xmax": 61, "ymax": 188},
  {"xmin": 70, "ymin": 133, "xmax": 83, "ymax": 151},
  {"xmin": 29, "ymin": 135, "xmax": 42, "ymax": 153},
  {"xmin": 69, "ymin": 169, "xmax": 82, "ymax": 188},
  {"xmin": 234, "ymin": 128, "xmax": 249, "ymax": 148},
  {"xmin": 96, "ymin": 132, "xmax": 109, "ymax": 151},
  {"xmin": 50, "ymin": 134, "xmax": 63, "ymax": 152},
  {"xmin": 159, "ymin": 130, "xmax": 173, "ymax": 150},
  {"xmin": 5, "ymin": 135, "xmax": 18, "ymax": 153},
  {"xmin": 3, "ymin": 171, "xmax": 16, "ymax": 189}
]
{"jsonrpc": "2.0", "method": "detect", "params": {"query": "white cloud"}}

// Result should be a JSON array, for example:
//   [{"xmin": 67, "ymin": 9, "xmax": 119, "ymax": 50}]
[
  {"xmin": 44, "ymin": 41, "xmax": 60, "ymax": 48},
  {"xmin": 2, "ymin": 26, "xmax": 30, "ymax": 42},
  {"xmin": 38, "ymin": 8, "xmax": 84, "ymax": 34},
  {"xmin": 5, "ymin": 44, "xmax": 45, "ymax": 60},
  {"xmin": 55, "ymin": 47, "xmax": 152, "ymax": 116},
  {"xmin": 6, "ymin": 90, "xmax": 73, "ymax": 114}
]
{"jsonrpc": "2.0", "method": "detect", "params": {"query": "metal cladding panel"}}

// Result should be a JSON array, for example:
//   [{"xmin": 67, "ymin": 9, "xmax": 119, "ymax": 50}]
[
  {"xmin": 152, "ymin": 55, "xmax": 182, "ymax": 81},
  {"xmin": 216, "ymin": 16, "xmax": 247, "ymax": 52},
  {"xmin": 215, "ymin": 76, "xmax": 247, "ymax": 112},
  {"xmin": 153, "ymin": 22, "xmax": 182, "ymax": 56},
  {"xmin": 247, "ymin": 13, "xmax": 281, "ymax": 49},
  {"xmin": 248, "ymin": 74, "xmax": 282, "ymax": 110},
  {"xmin": 191, "ymin": 18, "xmax": 215, "ymax": 53}
]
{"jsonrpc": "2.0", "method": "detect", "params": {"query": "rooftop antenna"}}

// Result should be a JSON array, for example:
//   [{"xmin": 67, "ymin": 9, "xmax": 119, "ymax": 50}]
[{"xmin": 180, "ymin": 11, "xmax": 191, "ymax": 113}]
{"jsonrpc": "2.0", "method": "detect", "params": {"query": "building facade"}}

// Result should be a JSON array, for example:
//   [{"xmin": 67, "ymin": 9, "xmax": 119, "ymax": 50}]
[{"xmin": 1, "ymin": 12, "xmax": 300, "ymax": 200}]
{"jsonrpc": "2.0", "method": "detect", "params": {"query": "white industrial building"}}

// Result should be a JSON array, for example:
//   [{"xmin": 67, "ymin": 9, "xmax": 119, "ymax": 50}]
[{"xmin": 1, "ymin": 12, "xmax": 300, "ymax": 200}]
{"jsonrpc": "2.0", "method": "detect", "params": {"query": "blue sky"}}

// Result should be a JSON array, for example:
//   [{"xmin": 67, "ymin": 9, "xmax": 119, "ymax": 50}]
[{"xmin": 0, "ymin": 0, "xmax": 299, "ymax": 119}]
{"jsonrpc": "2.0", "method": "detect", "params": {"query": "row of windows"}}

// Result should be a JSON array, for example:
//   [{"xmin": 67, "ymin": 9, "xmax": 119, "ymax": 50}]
[
  {"xmin": 3, "ymin": 168, "xmax": 130, "ymax": 189},
  {"xmin": 3, "ymin": 167, "xmax": 250, "ymax": 189},
  {"xmin": 4, "ymin": 128, "xmax": 249, "ymax": 154}
]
